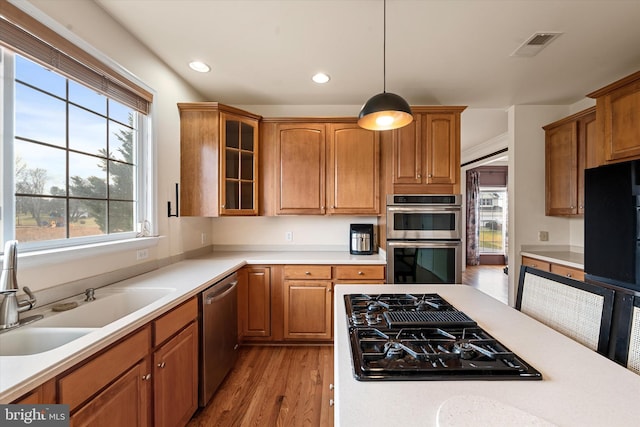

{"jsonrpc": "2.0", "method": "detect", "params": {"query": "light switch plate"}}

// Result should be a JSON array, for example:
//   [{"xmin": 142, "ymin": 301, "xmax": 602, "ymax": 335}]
[{"xmin": 538, "ymin": 231, "xmax": 549, "ymax": 241}]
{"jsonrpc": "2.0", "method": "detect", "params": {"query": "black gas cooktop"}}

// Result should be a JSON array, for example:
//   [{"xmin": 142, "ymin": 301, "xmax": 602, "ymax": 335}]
[{"xmin": 344, "ymin": 294, "xmax": 542, "ymax": 381}]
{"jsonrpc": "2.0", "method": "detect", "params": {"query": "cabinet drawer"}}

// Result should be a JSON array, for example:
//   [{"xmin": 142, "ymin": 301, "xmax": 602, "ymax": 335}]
[
  {"xmin": 334, "ymin": 265, "xmax": 385, "ymax": 280},
  {"xmin": 284, "ymin": 265, "xmax": 332, "ymax": 279},
  {"xmin": 521, "ymin": 256, "xmax": 551, "ymax": 272},
  {"xmin": 154, "ymin": 297, "xmax": 198, "ymax": 346},
  {"xmin": 59, "ymin": 326, "xmax": 151, "ymax": 411},
  {"xmin": 550, "ymin": 264, "xmax": 585, "ymax": 281}
]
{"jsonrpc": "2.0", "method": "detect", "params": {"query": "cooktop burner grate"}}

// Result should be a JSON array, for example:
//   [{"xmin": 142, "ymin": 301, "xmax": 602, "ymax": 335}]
[{"xmin": 384, "ymin": 311, "xmax": 476, "ymax": 327}]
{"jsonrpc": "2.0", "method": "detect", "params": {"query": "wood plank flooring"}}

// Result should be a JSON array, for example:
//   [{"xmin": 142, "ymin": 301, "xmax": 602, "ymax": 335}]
[
  {"xmin": 187, "ymin": 345, "xmax": 334, "ymax": 427},
  {"xmin": 462, "ymin": 264, "xmax": 508, "ymax": 304}
]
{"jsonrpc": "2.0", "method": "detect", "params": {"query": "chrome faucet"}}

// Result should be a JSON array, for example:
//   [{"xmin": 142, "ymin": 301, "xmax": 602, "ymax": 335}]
[{"xmin": 0, "ymin": 240, "xmax": 42, "ymax": 331}]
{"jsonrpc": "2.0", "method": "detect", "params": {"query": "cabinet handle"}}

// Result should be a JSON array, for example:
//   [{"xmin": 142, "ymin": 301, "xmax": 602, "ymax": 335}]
[
  {"xmin": 142, "ymin": 374, "xmax": 151, "ymax": 381},
  {"xmin": 158, "ymin": 362, "xmax": 166, "ymax": 368},
  {"xmin": 531, "ymin": 264, "xmax": 537, "ymax": 267},
  {"xmin": 358, "ymin": 271, "xmax": 364, "ymax": 275}
]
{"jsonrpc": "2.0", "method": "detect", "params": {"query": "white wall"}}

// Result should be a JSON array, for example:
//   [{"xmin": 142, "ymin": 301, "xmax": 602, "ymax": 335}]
[
  {"xmin": 507, "ymin": 105, "xmax": 573, "ymax": 304},
  {"xmin": 15, "ymin": 0, "xmax": 208, "ymax": 292},
  {"xmin": 211, "ymin": 216, "xmax": 377, "ymax": 251}
]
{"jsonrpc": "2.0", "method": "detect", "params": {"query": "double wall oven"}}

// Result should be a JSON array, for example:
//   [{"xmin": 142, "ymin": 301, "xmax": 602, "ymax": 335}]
[{"xmin": 386, "ymin": 194, "xmax": 462, "ymax": 284}]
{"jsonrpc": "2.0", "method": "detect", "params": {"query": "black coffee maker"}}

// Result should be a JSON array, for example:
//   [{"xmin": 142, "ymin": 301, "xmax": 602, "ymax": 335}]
[{"xmin": 350, "ymin": 224, "xmax": 374, "ymax": 255}]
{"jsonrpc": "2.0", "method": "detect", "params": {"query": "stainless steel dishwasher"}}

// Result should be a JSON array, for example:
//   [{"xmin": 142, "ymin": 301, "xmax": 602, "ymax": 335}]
[{"xmin": 199, "ymin": 272, "xmax": 238, "ymax": 406}]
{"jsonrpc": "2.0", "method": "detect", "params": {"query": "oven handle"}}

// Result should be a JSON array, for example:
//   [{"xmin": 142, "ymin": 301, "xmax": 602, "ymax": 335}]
[
  {"xmin": 387, "ymin": 240, "xmax": 462, "ymax": 248},
  {"xmin": 386, "ymin": 206, "xmax": 461, "ymax": 213}
]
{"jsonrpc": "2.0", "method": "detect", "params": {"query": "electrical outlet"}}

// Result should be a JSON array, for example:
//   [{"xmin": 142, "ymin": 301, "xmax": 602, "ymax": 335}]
[
  {"xmin": 136, "ymin": 249, "xmax": 149, "ymax": 260},
  {"xmin": 285, "ymin": 231, "xmax": 293, "ymax": 242},
  {"xmin": 538, "ymin": 231, "xmax": 549, "ymax": 242}
]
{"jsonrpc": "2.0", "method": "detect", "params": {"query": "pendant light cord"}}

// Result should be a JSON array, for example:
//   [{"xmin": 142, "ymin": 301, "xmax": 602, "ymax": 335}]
[{"xmin": 383, "ymin": 0, "xmax": 387, "ymax": 93}]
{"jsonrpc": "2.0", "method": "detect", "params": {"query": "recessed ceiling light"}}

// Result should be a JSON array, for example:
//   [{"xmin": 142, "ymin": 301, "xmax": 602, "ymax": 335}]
[
  {"xmin": 312, "ymin": 72, "xmax": 330, "ymax": 84},
  {"xmin": 189, "ymin": 61, "xmax": 211, "ymax": 73}
]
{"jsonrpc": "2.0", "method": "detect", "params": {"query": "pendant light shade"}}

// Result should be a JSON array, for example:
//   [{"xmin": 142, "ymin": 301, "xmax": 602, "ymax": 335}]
[
  {"xmin": 358, "ymin": 0, "xmax": 413, "ymax": 131},
  {"xmin": 358, "ymin": 92, "xmax": 413, "ymax": 131}
]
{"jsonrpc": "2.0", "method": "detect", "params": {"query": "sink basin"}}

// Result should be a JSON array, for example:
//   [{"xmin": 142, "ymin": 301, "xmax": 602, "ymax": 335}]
[
  {"xmin": 0, "ymin": 327, "xmax": 96, "ymax": 356},
  {"xmin": 36, "ymin": 287, "xmax": 176, "ymax": 328}
]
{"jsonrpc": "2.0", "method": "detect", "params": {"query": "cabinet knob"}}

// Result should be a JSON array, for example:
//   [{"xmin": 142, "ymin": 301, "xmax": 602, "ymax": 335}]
[
  {"xmin": 428, "ymin": 174, "xmax": 432, "ymax": 178},
  {"xmin": 566, "ymin": 273, "xmax": 572, "ymax": 278},
  {"xmin": 327, "ymin": 287, "xmax": 332, "ymax": 293},
  {"xmin": 157, "ymin": 362, "xmax": 166, "ymax": 368},
  {"xmin": 579, "ymin": 205, "xmax": 583, "ymax": 209},
  {"xmin": 417, "ymin": 174, "xmax": 421, "ymax": 178},
  {"xmin": 329, "ymin": 399, "xmax": 334, "ymax": 407},
  {"xmin": 531, "ymin": 264, "xmax": 537, "ymax": 267},
  {"xmin": 305, "ymin": 271, "xmax": 311, "ymax": 275},
  {"xmin": 570, "ymin": 206, "xmax": 574, "ymax": 209},
  {"xmin": 329, "ymin": 384, "xmax": 335, "ymax": 390},
  {"xmin": 142, "ymin": 374, "xmax": 151, "ymax": 381},
  {"xmin": 358, "ymin": 271, "xmax": 364, "ymax": 275}
]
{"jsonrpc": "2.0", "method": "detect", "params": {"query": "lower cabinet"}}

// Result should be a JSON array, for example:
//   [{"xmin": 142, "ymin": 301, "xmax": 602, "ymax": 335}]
[
  {"xmin": 283, "ymin": 279, "xmax": 333, "ymax": 340},
  {"xmin": 521, "ymin": 256, "xmax": 585, "ymax": 281},
  {"xmin": 239, "ymin": 264, "xmax": 385, "ymax": 343},
  {"xmin": 283, "ymin": 265, "xmax": 333, "ymax": 341},
  {"xmin": 51, "ymin": 298, "xmax": 198, "ymax": 427},
  {"xmin": 11, "ymin": 380, "xmax": 56, "ymax": 404},
  {"xmin": 153, "ymin": 322, "xmax": 198, "ymax": 427},
  {"xmin": 71, "ymin": 359, "xmax": 151, "ymax": 427},
  {"xmin": 238, "ymin": 266, "xmax": 271, "ymax": 340}
]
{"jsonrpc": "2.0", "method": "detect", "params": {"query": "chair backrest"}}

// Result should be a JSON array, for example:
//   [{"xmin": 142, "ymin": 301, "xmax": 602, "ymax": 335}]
[
  {"xmin": 516, "ymin": 266, "xmax": 615, "ymax": 354},
  {"xmin": 624, "ymin": 297, "xmax": 640, "ymax": 374}
]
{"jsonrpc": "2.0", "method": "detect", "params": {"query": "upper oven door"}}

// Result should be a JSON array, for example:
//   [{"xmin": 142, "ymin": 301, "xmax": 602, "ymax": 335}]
[{"xmin": 386, "ymin": 205, "xmax": 462, "ymax": 240}]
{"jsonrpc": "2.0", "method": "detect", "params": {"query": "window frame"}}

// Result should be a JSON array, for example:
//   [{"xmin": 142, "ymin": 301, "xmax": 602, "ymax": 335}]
[{"xmin": 0, "ymin": 0, "xmax": 158, "ymax": 258}]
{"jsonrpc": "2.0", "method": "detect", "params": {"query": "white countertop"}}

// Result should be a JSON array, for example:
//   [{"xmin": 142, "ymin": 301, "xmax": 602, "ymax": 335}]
[
  {"xmin": 0, "ymin": 250, "xmax": 384, "ymax": 402},
  {"xmin": 521, "ymin": 248, "xmax": 584, "ymax": 269},
  {"xmin": 333, "ymin": 284, "xmax": 640, "ymax": 427}
]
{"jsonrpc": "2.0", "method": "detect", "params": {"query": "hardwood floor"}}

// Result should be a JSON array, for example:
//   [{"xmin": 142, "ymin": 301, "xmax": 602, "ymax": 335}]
[
  {"xmin": 462, "ymin": 264, "xmax": 508, "ymax": 304},
  {"xmin": 188, "ymin": 345, "xmax": 334, "ymax": 427}
]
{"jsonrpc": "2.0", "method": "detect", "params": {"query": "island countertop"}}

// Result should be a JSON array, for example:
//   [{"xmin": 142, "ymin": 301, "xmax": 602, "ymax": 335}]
[{"xmin": 333, "ymin": 284, "xmax": 640, "ymax": 427}]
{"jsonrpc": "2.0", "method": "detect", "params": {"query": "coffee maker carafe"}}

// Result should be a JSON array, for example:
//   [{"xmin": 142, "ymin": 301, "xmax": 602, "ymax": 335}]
[{"xmin": 350, "ymin": 224, "xmax": 374, "ymax": 255}]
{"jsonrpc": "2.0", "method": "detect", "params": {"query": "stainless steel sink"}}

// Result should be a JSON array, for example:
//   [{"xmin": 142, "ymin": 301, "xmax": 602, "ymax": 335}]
[{"xmin": 0, "ymin": 327, "xmax": 96, "ymax": 356}]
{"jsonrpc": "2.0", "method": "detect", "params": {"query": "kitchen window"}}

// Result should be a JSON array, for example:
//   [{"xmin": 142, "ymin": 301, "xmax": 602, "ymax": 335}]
[{"xmin": 0, "ymin": 6, "xmax": 154, "ymax": 253}]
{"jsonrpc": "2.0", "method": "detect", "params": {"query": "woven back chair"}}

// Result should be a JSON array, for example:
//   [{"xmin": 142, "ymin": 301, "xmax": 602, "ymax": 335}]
[
  {"xmin": 623, "ymin": 297, "xmax": 640, "ymax": 374},
  {"xmin": 516, "ymin": 266, "xmax": 615, "ymax": 354}
]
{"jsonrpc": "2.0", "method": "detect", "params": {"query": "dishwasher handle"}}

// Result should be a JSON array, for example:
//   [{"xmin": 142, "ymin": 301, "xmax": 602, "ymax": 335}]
[{"xmin": 205, "ymin": 280, "xmax": 238, "ymax": 304}]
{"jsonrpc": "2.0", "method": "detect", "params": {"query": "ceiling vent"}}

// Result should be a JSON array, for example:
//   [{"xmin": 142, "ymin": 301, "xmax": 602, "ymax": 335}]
[{"xmin": 511, "ymin": 32, "xmax": 563, "ymax": 57}]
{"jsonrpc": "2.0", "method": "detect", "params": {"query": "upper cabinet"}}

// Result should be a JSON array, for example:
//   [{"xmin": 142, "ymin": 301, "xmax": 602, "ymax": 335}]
[
  {"xmin": 588, "ymin": 70, "xmax": 640, "ymax": 165},
  {"xmin": 543, "ymin": 107, "xmax": 596, "ymax": 216},
  {"xmin": 178, "ymin": 103, "xmax": 261, "ymax": 216},
  {"xmin": 261, "ymin": 119, "xmax": 380, "ymax": 216},
  {"xmin": 387, "ymin": 106, "xmax": 466, "ymax": 195}
]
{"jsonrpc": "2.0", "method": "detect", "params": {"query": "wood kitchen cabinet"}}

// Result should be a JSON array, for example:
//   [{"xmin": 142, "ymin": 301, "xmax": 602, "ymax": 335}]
[
  {"xmin": 261, "ymin": 119, "xmax": 379, "ymax": 216},
  {"xmin": 178, "ymin": 102, "xmax": 261, "ymax": 216},
  {"xmin": 238, "ymin": 266, "xmax": 272, "ymax": 340},
  {"xmin": 152, "ymin": 299, "xmax": 198, "ymax": 427},
  {"xmin": 283, "ymin": 265, "xmax": 333, "ymax": 341},
  {"xmin": 53, "ymin": 298, "xmax": 198, "ymax": 427},
  {"xmin": 11, "ymin": 380, "xmax": 55, "ymax": 404},
  {"xmin": 588, "ymin": 69, "xmax": 640, "ymax": 165},
  {"xmin": 71, "ymin": 359, "xmax": 151, "ymax": 427},
  {"xmin": 60, "ymin": 327, "xmax": 152, "ymax": 426},
  {"xmin": 389, "ymin": 106, "xmax": 466, "ymax": 195},
  {"xmin": 543, "ymin": 107, "xmax": 596, "ymax": 216},
  {"xmin": 521, "ymin": 256, "xmax": 584, "ymax": 281}
]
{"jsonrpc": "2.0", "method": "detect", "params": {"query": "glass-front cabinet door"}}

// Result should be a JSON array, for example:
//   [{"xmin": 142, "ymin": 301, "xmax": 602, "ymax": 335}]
[{"xmin": 221, "ymin": 112, "xmax": 258, "ymax": 215}]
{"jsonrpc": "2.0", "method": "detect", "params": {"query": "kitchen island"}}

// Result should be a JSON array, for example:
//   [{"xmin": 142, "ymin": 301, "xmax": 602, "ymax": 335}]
[{"xmin": 333, "ymin": 284, "xmax": 640, "ymax": 426}]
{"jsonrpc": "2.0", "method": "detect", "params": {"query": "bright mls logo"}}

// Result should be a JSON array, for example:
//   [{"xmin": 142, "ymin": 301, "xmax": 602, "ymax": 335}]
[{"xmin": 0, "ymin": 405, "xmax": 69, "ymax": 426}]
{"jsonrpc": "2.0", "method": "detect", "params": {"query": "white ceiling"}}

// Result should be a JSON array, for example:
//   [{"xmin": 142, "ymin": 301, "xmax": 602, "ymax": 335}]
[{"xmin": 94, "ymin": 0, "xmax": 640, "ymax": 150}]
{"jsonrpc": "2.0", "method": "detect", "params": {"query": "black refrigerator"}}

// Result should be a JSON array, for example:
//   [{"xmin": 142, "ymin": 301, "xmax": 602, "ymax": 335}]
[{"xmin": 584, "ymin": 160, "xmax": 640, "ymax": 292}]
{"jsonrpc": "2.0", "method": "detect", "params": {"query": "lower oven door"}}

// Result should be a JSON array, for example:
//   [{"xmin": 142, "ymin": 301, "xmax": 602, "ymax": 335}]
[{"xmin": 386, "ymin": 240, "xmax": 462, "ymax": 284}]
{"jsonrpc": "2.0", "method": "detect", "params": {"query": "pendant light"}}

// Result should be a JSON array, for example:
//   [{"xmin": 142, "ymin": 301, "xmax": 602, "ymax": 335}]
[{"xmin": 358, "ymin": 0, "xmax": 413, "ymax": 131}]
